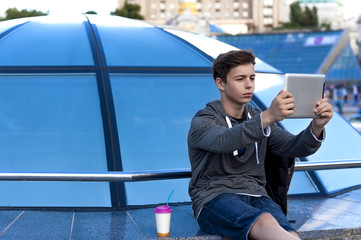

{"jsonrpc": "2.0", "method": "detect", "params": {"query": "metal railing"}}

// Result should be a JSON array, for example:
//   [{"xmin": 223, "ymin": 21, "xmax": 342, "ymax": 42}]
[{"xmin": 0, "ymin": 160, "xmax": 361, "ymax": 182}]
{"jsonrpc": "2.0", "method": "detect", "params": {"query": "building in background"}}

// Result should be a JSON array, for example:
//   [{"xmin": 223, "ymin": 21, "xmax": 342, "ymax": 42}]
[
  {"xmin": 118, "ymin": 0, "xmax": 289, "ymax": 35},
  {"xmin": 165, "ymin": 0, "xmax": 212, "ymax": 36}
]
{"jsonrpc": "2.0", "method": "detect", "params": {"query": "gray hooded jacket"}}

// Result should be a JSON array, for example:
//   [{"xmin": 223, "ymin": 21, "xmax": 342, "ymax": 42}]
[{"xmin": 188, "ymin": 100, "xmax": 323, "ymax": 218}]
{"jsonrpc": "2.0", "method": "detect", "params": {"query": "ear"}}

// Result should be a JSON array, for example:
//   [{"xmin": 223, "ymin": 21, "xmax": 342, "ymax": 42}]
[{"xmin": 215, "ymin": 77, "xmax": 225, "ymax": 91}]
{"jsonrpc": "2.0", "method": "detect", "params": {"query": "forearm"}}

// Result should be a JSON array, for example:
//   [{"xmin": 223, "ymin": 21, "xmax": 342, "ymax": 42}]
[
  {"xmin": 261, "ymin": 110, "xmax": 275, "ymax": 130},
  {"xmin": 311, "ymin": 120, "xmax": 324, "ymax": 139},
  {"xmin": 189, "ymin": 115, "xmax": 267, "ymax": 153},
  {"xmin": 268, "ymin": 123, "xmax": 322, "ymax": 157}
]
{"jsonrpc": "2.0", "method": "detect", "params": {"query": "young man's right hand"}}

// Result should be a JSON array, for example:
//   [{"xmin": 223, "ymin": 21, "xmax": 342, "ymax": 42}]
[{"xmin": 261, "ymin": 89, "xmax": 295, "ymax": 129}]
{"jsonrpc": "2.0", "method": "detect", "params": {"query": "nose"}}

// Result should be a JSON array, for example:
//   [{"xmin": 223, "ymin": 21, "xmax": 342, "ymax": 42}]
[{"xmin": 245, "ymin": 78, "xmax": 253, "ymax": 89}]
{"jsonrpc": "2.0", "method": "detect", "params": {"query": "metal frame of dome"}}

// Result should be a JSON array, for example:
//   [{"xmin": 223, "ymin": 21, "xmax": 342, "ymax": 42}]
[
  {"xmin": 0, "ymin": 15, "xmax": 360, "ymax": 208},
  {"xmin": 0, "ymin": 15, "xmax": 219, "ymax": 205}
]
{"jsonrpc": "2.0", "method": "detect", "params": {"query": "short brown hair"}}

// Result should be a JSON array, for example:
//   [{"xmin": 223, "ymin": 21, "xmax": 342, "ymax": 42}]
[{"xmin": 212, "ymin": 50, "xmax": 256, "ymax": 83}]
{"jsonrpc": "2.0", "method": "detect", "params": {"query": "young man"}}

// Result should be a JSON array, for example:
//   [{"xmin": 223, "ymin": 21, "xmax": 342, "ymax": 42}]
[{"xmin": 187, "ymin": 50, "xmax": 333, "ymax": 240}]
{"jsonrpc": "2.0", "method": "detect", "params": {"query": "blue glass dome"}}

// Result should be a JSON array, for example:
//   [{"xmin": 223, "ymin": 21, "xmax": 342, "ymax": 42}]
[{"xmin": 0, "ymin": 15, "xmax": 360, "ymax": 208}]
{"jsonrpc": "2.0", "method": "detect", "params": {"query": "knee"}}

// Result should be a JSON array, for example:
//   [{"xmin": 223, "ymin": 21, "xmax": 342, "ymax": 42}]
[
  {"xmin": 253, "ymin": 213, "xmax": 279, "ymax": 230},
  {"xmin": 249, "ymin": 213, "xmax": 300, "ymax": 240},
  {"xmin": 248, "ymin": 213, "xmax": 279, "ymax": 239}
]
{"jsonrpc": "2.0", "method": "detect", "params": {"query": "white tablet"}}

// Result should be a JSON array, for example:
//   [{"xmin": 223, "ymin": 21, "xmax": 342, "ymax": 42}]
[{"xmin": 284, "ymin": 73, "xmax": 325, "ymax": 118}]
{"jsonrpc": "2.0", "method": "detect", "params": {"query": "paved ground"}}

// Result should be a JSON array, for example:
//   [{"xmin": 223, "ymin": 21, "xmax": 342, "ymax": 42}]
[
  {"xmin": 0, "ymin": 187, "xmax": 360, "ymax": 240},
  {"xmin": 289, "ymin": 188, "xmax": 361, "ymax": 239}
]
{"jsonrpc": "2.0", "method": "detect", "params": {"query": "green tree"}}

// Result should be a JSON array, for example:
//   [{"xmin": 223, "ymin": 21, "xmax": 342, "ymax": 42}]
[
  {"xmin": 112, "ymin": 1, "xmax": 144, "ymax": 20},
  {"xmin": 303, "ymin": 6, "xmax": 315, "ymax": 27},
  {"xmin": 289, "ymin": 2, "xmax": 303, "ymax": 27},
  {"xmin": 320, "ymin": 21, "xmax": 331, "ymax": 31},
  {"xmin": 277, "ymin": 2, "xmax": 320, "ymax": 30},
  {"xmin": 85, "ymin": 11, "xmax": 97, "ymax": 15},
  {"xmin": 1, "ymin": 8, "xmax": 47, "ymax": 21},
  {"xmin": 312, "ymin": 6, "xmax": 319, "ymax": 27}
]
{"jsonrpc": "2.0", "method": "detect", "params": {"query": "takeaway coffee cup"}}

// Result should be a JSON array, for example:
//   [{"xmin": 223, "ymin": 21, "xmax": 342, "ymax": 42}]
[{"xmin": 154, "ymin": 205, "xmax": 172, "ymax": 237}]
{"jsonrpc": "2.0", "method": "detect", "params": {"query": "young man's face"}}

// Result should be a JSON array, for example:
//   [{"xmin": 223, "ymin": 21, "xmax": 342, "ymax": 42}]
[{"xmin": 217, "ymin": 63, "xmax": 255, "ymax": 107}]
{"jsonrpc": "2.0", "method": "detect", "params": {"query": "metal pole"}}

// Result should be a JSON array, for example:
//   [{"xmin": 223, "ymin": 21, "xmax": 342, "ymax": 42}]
[
  {"xmin": 295, "ymin": 160, "xmax": 361, "ymax": 171},
  {"xmin": 0, "ymin": 160, "xmax": 360, "ymax": 182},
  {"xmin": 0, "ymin": 168, "xmax": 192, "ymax": 182}
]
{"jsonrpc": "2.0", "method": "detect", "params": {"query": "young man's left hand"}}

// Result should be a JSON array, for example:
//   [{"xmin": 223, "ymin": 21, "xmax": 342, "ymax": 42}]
[{"xmin": 311, "ymin": 94, "xmax": 333, "ymax": 138}]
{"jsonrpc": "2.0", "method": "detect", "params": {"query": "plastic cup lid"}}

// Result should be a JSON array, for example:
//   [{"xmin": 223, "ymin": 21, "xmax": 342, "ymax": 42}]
[{"xmin": 154, "ymin": 205, "xmax": 172, "ymax": 213}]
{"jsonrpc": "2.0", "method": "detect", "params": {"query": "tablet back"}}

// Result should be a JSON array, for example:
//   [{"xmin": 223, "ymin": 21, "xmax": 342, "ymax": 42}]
[{"xmin": 284, "ymin": 73, "xmax": 325, "ymax": 118}]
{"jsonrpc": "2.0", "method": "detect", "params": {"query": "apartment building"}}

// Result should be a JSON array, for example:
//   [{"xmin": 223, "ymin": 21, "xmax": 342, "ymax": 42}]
[{"xmin": 117, "ymin": 0, "xmax": 289, "ymax": 34}]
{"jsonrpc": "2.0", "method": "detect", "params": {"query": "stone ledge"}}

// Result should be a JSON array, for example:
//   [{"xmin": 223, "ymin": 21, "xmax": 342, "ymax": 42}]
[
  {"xmin": 147, "ymin": 227, "xmax": 361, "ymax": 240},
  {"xmin": 299, "ymin": 228, "xmax": 361, "ymax": 240},
  {"xmin": 0, "ymin": 208, "xmax": 359, "ymax": 240},
  {"xmin": 149, "ymin": 236, "xmax": 223, "ymax": 240}
]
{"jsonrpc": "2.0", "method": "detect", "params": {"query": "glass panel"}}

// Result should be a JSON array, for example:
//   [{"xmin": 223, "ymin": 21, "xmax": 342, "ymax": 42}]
[
  {"xmin": 165, "ymin": 28, "xmax": 282, "ymax": 73},
  {"xmin": 164, "ymin": 28, "xmax": 238, "ymax": 59},
  {"xmin": 288, "ymin": 159, "xmax": 318, "ymax": 194},
  {"xmin": 254, "ymin": 72, "xmax": 361, "ymax": 194},
  {"xmin": 288, "ymin": 172, "xmax": 318, "ymax": 194},
  {"xmin": 110, "ymin": 73, "xmax": 218, "ymax": 204},
  {"xmin": 91, "ymin": 15, "xmax": 211, "ymax": 67},
  {"xmin": 0, "ymin": 16, "xmax": 94, "ymax": 66},
  {"xmin": 0, "ymin": 18, "xmax": 29, "ymax": 34},
  {"xmin": 0, "ymin": 73, "xmax": 110, "ymax": 207}
]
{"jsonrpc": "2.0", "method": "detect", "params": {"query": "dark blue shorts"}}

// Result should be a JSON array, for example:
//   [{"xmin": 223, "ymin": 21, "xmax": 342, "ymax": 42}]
[{"xmin": 197, "ymin": 193, "xmax": 296, "ymax": 240}]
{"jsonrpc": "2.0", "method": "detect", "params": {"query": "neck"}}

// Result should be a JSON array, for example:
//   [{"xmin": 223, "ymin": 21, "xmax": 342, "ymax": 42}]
[{"xmin": 220, "ymin": 98, "xmax": 245, "ymax": 119}]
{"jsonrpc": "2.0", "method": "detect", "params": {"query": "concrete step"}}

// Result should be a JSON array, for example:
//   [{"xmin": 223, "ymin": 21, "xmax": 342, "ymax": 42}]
[{"xmin": 299, "ymin": 228, "xmax": 361, "ymax": 240}]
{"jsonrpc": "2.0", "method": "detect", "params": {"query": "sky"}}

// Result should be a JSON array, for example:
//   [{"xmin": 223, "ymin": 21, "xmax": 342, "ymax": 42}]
[
  {"xmin": 338, "ymin": 0, "xmax": 361, "ymax": 19},
  {"xmin": 0, "ymin": 0, "xmax": 360, "ymax": 19},
  {"xmin": 0, "ymin": 0, "xmax": 119, "ymax": 17}
]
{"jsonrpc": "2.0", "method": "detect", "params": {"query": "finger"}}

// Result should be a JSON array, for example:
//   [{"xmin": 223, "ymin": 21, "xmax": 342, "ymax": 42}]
[
  {"xmin": 284, "ymin": 101, "xmax": 295, "ymax": 110},
  {"xmin": 315, "ymin": 103, "xmax": 333, "ymax": 115},
  {"xmin": 284, "ymin": 108, "xmax": 295, "ymax": 117},
  {"xmin": 316, "ymin": 106, "xmax": 332, "ymax": 115},
  {"xmin": 318, "ymin": 96, "xmax": 329, "ymax": 105},
  {"xmin": 319, "ymin": 112, "xmax": 333, "ymax": 119},
  {"xmin": 283, "ymin": 96, "xmax": 295, "ymax": 104},
  {"xmin": 320, "ymin": 105, "xmax": 333, "ymax": 115},
  {"xmin": 283, "ymin": 91, "xmax": 293, "ymax": 98},
  {"xmin": 314, "ymin": 104, "xmax": 327, "ymax": 115},
  {"xmin": 277, "ymin": 93, "xmax": 294, "ymax": 104},
  {"xmin": 277, "ymin": 89, "xmax": 293, "ymax": 98}
]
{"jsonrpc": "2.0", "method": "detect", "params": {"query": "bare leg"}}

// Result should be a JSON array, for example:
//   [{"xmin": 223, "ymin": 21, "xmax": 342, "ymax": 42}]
[
  {"xmin": 249, "ymin": 213, "xmax": 300, "ymax": 240},
  {"xmin": 289, "ymin": 231, "xmax": 300, "ymax": 238}
]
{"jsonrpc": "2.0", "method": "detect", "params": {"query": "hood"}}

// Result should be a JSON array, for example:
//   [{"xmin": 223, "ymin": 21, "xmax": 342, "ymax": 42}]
[{"xmin": 204, "ymin": 100, "xmax": 253, "ymax": 122}]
